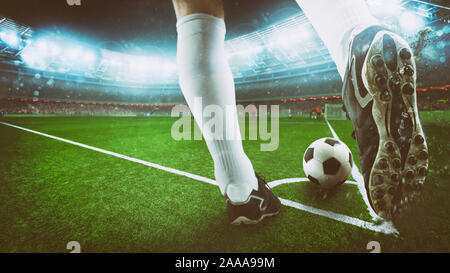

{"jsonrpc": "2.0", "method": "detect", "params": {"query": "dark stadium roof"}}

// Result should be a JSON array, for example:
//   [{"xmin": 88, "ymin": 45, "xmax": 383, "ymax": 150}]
[{"xmin": 0, "ymin": 0, "xmax": 299, "ymax": 53}]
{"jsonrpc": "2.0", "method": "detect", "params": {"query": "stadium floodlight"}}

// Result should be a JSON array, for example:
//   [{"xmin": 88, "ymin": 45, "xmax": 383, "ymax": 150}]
[
  {"xmin": 20, "ymin": 49, "xmax": 35, "ymax": 66},
  {"xmin": 297, "ymin": 26, "xmax": 313, "ymax": 41},
  {"xmin": 0, "ymin": 31, "xmax": 20, "ymax": 48},
  {"xmin": 250, "ymin": 45, "xmax": 264, "ymax": 55},
  {"xmin": 399, "ymin": 11, "xmax": 425, "ymax": 33},
  {"xmin": 36, "ymin": 40, "xmax": 48, "ymax": 54},
  {"xmin": 162, "ymin": 61, "xmax": 177, "ymax": 75},
  {"xmin": 137, "ymin": 62, "xmax": 149, "ymax": 72},
  {"xmin": 146, "ymin": 56, "xmax": 161, "ymax": 71},
  {"xmin": 367, "ymin": 0, "xmax": 403, "ymax": 17},
  {"xmin": 20, "ymin": 46, "xmax": 42, "ymax": 67},
  {"xmin": 83, "ymin": 51, "xmax": 97, "ymax": 64},
  {"xmin": 271, "ymin": 26, "xmax": 306, "ymax": 50},
  {"xmin": 231, "ymin": 41, "xmax": 252, "ymax": 54},
  {"xmin": 276, "ymin": 32, "xmax": 297, "ymax": 48},
  {"xmin": 66, "ymin": 47, "xmax": 82, "ymax": 60},
  {"xmin": 47, "ymin": 42, "xmax": 61, "ymax": 56}
]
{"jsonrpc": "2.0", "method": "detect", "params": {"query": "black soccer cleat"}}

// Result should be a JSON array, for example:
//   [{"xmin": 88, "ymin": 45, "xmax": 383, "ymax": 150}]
[
  {"xmin": 342, "ymin": 26, "xmax": 429, "ymax": 219},
  {"xmin": 226, "ymin": 173, "xmax": 281, "ymax": 225}
]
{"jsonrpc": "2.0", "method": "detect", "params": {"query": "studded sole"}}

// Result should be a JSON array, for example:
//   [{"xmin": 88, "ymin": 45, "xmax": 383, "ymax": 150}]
[{"xmin": 361, "ymin": 31, "xmax": 429, "ymax": 219}]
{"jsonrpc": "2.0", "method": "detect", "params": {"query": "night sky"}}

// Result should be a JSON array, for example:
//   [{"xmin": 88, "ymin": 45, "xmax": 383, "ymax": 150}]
[{"xmin": 1, "ymin": 0, "xmax": 301, "ymax": 55}]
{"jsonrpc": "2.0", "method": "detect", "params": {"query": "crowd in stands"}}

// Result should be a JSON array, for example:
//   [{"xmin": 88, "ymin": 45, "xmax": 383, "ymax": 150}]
[
  {"xmin": 1, "ymin": 65, "xmax": 448, "ymax": 117},
  {"xmin": 416, "ymin": 89, "xmax": 450, "ymax": 111},
  {"xmin": 0, "ymin": 99, "xmax": 173, "ymax": 116},
  {"xmin": 1, "ymin": 89, "xmax": 447, "ymax": 117}
]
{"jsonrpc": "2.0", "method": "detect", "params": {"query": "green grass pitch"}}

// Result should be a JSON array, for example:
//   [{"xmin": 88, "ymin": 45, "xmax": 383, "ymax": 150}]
[{"xmin": 0, "ymin": 111, "xmax": 449, "ymax": 253}]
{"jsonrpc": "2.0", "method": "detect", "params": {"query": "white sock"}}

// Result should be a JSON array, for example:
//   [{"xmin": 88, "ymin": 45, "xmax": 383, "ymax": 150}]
[
  {"xmin": 295, "ymin": 0, "xmax": 380, "ymax": 79},
  {"xmin": 176, "ymin": 13, "xmax": 258, "ymax": 202}
]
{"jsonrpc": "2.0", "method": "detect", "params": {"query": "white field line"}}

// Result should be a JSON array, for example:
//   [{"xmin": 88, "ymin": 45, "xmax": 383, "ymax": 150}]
[
  {"xmin": 268, "ymin": 178, "xmax": 398, "ymax": 234},
  {"xmin": 325, "ymin": 119, "xmax": 388, "ymax": 223},
  {"xmin": 0, "ymin": 121, "xmax": 397, "ymax": 235},
  {"xmin": 280, "ymin": 197, "xmax": 398, "ymax": 234},
  {"xmin": 0, "ymin": 121, "xmax": 217, "ymax": 186},
  {"xmin": 267, "ymin": 177, "xmax": 358, "ymax": 188}
]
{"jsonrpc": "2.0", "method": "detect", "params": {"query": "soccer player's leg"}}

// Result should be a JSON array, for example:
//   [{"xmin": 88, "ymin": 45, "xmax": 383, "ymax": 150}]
[
  {"xmin": 295, "ymin": 0, "xmax": 429, "ymax": 219},
  {"xmin": 172, "ymin": 0, "xmax": 280, "ymax": 225}
]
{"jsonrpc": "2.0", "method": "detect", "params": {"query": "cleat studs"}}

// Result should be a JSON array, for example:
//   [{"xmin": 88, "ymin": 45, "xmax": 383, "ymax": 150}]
[
  {"xmin": 402, "ymin": 83, "xmax": 414, "ymax": 95},
  {"xmin": 404, "ymin": 65, "xmax": 414, "ymax": 76},
  {"xmin": 372, "ymin": 55, "xmax": 384, "ymax": 68},
  {"xmin": 419, "ymin": 150, "xmax": 429, "ymax": 160},
  {"xmin": 378, "ymin": 159, "xmax": 388, "ymax": 169},
  {"xmin": 400, "ymin": 48, "xmax": 412, "ymax": 60},
  {"xmin": 381, "ymin": 90, "xmax": 392, "ymax": 101},
  {"xmin": 376, "ymin": 200, "xmax": 386, "ymax": 210},
  {"xmin": 408, "ymin": 156, "xmax": 417, "ymax": 166},
  {"xmin": 374, "ymin": 189, "xmax": 385, "ymax": 199},
  {"xmin": 375, "ymin": 74, "xmax": 387, "ymax": 86},
  {"xmin": 414, "ymin": 135, "xmax": 424, "ymax": 145},
  {"xmin": 417, "ymin": 182, "xmax": 424, "ymax": 191},
  {"xmin": 389, "ymin": 77, "xmax": 401, "ymax": 90},
  {"xmin": 385, "ymin": 142, "xmax": 395, "ymax": 153},
  {"xmin": 373, "ymin": 174, "xmax": 384, "ymax": 185},
  {"xmin": 418, "ymin": 167, "xmax": 428, "ymax": 177},
  {"xmin": 392, "ymin": 205, "xmax": 398, "ymax": 216},
  {"xmin": 392, "ymin": 158, "xmax": 401, "ymax": 169},
  {"xmin": 391, "ymin": 173, "xmax": 400, "ymax": 182},
  {"xmin": 405, "ymin": 170, "xmax": 415, "ymax": 180},
  {"xmin": 388, "ymin": 186, "xmax": 397, "ymax": 195}
]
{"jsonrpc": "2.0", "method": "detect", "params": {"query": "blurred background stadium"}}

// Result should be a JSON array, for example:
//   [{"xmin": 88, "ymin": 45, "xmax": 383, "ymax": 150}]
[
  {"xmin": 0, "ymin": 0, "xmax": 450, "ymax": 253},
  {"xmin": 0, "ymin": 0, "xmax": 448, "ymax": 116}
]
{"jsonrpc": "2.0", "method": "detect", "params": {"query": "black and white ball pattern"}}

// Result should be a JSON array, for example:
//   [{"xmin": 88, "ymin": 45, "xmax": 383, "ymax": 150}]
[{"xmin": 303, "ymin": 138, "xmax": 353, "ymax": 189}]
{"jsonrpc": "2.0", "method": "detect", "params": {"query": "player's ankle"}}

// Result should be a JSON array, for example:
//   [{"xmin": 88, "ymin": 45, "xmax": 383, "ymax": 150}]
[{"xmin": 225, "ymin": 183, "xmax": 254, "ymax": 203}]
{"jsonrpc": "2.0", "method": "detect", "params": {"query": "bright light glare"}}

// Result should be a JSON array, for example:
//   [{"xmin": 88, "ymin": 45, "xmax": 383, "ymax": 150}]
[
  {"xmin": 36, "ymin": 40, "xmax": 48, "ymax": 53},
  {"xmin": 399, "ymin": 11, "xmax": 424, "ymax": 33},
  {"xmin": 367, "ymin": 0, "xmax": 403, "ymax": 17},
  {"xmin": 0, "ymin": 32, "xmax": 20, "ymax": 48},
  {"xmin": 162, "ymin": 62, "xmax": 177, "ymax": 74},
  {"xmin": 66, "ymin": 47, "xmax": 82, "ymax": 60},
  {"xmin": 83, "ymin": 51, "xmax": 96, "ymax": 64},
  {"xmin": 49, "ymin": 43, "xmax": 61, "ymax": 56},
  {"xmin": 21, "ymin": 46, "xmax": 41, "ymax": 67},
  {"xmin": 272, "ymin": 26, "xmax": 310, "ymax": 49},
  {"xmin": 134, "ymin": 59, "xmax": 150, "ymax": 73}
]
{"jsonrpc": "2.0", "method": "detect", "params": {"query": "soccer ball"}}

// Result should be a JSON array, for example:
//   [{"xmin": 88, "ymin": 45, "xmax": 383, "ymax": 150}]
[{"xmin": 302, "ymin": 138, "xmax": 353, "ymax": 189}]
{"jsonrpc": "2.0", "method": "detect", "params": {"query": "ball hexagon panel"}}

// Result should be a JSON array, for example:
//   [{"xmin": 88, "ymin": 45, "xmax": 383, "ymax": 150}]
[
  {"xmin": 308, "ymin": 175, "xmax": 320, "ymax": 185},
  {"xmin": 324, "ymin": 138, "xmax": 340, "ymax": 147},
  {"xmin": 336, "ymin": 161, "xmax": 352, "ymax": 182},
  {"xmin": 303, "ymin": 147, "xmax": 314, "ymax": 163},
  {"xmin": 323, "ymin": 157, "xmax": 341, "ymax": 175}
]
